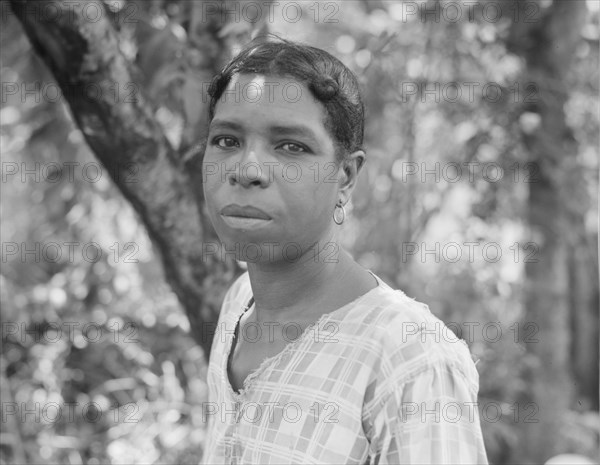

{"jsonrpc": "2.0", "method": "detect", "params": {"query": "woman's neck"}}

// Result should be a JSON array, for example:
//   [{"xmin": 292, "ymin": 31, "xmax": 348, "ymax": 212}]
[{"xmin": 245, "ymin": 245, "xmax": 377, "ymax": 325}]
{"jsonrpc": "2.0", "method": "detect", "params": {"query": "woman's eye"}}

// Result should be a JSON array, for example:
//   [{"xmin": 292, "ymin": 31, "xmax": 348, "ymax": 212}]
[
  {"xmin": 279, "ymin": 142, "xmax": 308, "ymax": 153},
  {"xmin": 213, "ymin": 136, "xmax": 239, "ymax": 149}
]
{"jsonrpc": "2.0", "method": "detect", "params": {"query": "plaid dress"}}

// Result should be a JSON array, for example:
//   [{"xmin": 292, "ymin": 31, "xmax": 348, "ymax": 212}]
[{"xmin": 201, "ymin": 271, "xmax": 489, "ymax": 464}]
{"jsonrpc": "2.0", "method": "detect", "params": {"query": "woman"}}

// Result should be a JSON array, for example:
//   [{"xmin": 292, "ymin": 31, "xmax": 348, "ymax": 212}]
[{"xmin": 201, "ymin": 35, "xmax": 488, "ymax": 464}]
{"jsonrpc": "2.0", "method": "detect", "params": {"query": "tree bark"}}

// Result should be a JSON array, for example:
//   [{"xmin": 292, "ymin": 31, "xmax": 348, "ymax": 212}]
[
  {"xmin": 568, "ymin": 233, "xmax": 600, "ymax": 411},
  {"xmin": 507, "ymin": 0, "xmax": 589, "ymax": 462},
  {"xmin": 8, "ymin": 0, "xmax": 236, "ymax": 360}
]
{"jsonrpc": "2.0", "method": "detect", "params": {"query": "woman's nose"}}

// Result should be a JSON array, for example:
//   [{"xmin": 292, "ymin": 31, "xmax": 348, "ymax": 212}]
[{"xmin": 228, "ymin": 144, "xmax": 271, "ymax": 188}]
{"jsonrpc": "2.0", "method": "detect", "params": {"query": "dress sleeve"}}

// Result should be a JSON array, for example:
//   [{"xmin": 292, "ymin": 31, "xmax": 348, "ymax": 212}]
[{"xmin": 366, "ymin": 342, "xmax": 489, "ymax": 464}]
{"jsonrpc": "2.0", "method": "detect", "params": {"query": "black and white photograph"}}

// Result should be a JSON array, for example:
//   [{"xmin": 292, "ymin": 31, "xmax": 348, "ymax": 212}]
[{"xmin": 1, "ymin": 1, "xmax": 598, "ymax": 464}]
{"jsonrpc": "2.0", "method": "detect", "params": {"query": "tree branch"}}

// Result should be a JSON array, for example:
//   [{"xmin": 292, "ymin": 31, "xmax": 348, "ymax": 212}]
[{"xmin": 8, "ymin": 0, "xmax": 226, "ymax": 359}]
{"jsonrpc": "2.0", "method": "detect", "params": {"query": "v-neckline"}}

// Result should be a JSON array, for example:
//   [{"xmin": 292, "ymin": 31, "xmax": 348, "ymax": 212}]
[
  {"xmin": 223, "ymin": 270, "xmax": 385, "ymax": 399},
  {"xmin": 226, "ymin": 296, "xmax": 254, "ymax": 396}
]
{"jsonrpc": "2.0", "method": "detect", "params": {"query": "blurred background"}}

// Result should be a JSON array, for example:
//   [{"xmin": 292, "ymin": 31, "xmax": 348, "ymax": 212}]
[{"xmin": 1, "ymin": 0, "xmax": 598, "ymax": 464}]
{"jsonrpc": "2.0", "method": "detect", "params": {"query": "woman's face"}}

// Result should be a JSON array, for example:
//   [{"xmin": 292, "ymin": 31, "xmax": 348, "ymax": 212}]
[{"xmin": 203, "ymin": 73, "xmax": 344, "ymax": 264}]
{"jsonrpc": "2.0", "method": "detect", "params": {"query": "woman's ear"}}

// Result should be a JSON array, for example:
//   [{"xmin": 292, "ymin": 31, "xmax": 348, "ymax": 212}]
[{"xmin": 338, "ymin": 150, "xmax": 366, "ymax": 202}]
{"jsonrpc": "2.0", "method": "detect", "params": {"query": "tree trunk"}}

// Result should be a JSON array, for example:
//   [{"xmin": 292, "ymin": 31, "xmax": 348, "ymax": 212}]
[
  {"xmin": 507, "ymin": 0, "xmax": 588, "ymax": 462},
  {"xmin": 8, "ymin": 0, "xmax": 238, "ymax": 360},
  {"xmin": 569, "ymin": 234, "xmax": 600, "ymax": 412}
]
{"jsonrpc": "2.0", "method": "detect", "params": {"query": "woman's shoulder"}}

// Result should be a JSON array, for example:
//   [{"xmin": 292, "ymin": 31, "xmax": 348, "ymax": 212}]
[
  {"xmin": 338, "ymin": 280, "xmax": 441, "ymax": 337},
  {"xmin": 336, "ymin": 281, "xmax": 480, "ymax": 390}
]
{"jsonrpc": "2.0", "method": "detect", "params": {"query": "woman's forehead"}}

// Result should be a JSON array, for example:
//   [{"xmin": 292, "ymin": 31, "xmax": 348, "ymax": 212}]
[{"xmin": 221, "ymin": 73, "xmax": 321, "ymax": 108}]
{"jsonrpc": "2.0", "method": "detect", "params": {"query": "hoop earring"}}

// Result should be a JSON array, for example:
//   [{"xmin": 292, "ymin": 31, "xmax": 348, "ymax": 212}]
[{"xmin": 333, "ymin": 201, "xmax": 345, "ymax": 225}]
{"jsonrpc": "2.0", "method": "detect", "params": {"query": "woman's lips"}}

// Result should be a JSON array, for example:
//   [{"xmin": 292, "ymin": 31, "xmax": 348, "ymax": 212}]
[
  {"xmin": 220, "ymin": 204, "xmax": 272, "ymax": 220},
  {"xmin": 220, "ymin": 215, "xmax": 272, "ymax": 229}
]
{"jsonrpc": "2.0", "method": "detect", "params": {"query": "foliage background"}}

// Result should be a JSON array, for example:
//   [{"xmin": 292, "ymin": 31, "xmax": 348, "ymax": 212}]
[{"xmin": 1, "ymin": 0, "xmax": 598, "ymax": 464}]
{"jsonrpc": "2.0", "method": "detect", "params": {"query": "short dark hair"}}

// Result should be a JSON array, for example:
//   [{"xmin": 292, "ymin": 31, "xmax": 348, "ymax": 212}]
[{"xmin": 207, "ymin": 34, "xmax": 365, "ymax": 162}]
